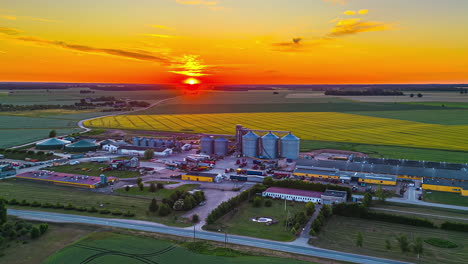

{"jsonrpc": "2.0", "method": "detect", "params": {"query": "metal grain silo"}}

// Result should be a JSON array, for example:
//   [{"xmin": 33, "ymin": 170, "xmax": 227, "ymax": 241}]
[
  {"xmin": 132, "ymin": 137, "xmax": 140, "ymax": 146},
  {"xmin": 165, "ymin": 140, "xmax": 174, "ymax": 148},
  {"xmin": 139, "ymin": 138, "xmax": 148, "ymax": 147},
  {"xmin": 214, "ymin": 137, "xmax": 228, "ymax": 156},
  {"xmin": 200, "ymin": 136, "xmax": 214, "ymax": 154},
  {"xmin": 155, "ymin": 139, "xmax": 164, "ymax": 147},
  {"xmin": 261, "ymin": 132, "xmax": 279, "ymax": 159},
  {"xmin": 281, "ymin": 133, "xmax": 300, "ymax": 160},
  {"xmin": 148, "ymin": 139, "xmax": 156, "ymax": 147},
  {"xmin": 242, "ymin": 132, "xmax": 259, "ymax": 157}
]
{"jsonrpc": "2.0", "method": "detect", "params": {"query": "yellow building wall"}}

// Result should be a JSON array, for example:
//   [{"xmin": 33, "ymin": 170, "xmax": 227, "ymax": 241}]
[
  {"xmin": 182, "ymin": 175, "xmax": 213, "ymax": 182},
  {"xmin": 461, "ymin": 189, "xmax": 468, "ymax": 196},
  {"xmin": 422, "ymin": 184, "xmax": 462, "ymax": 194},
  {"xmin": 294, "ymin": 172, "xmax": 339, "ymax": 180},
  {"xmin": 17, "ymin": 176, "xmax": 95, "ymax": 188},
  {"xmin": 359, "ymin": 178, "xmax": 396, "ymax": 186},
  {"xmin": 397, "ymin": 175, "xmax": 422, "ymax": 180}
]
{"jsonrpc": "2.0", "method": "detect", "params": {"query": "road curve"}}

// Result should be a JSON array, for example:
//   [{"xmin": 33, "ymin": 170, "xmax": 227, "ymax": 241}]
[{"xmin": 9, "ymin": 209, "xmax": 411, "ymax": 264}]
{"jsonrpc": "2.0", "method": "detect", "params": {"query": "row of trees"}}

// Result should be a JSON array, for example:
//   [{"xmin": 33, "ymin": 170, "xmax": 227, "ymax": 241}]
[
  {"xmin": 325, "ymin": 89, "xmax": 404, "ymax": 96},
  {"xmin": 147, "ymin": 190, "xmax": 206, "ymax": 217},
  {"xmin": 263, "ymin": 178, "xmax": 352, "ymax": 201},
  {"xmin": 356, "ymin": 232, "xmax": 424, "ymax": 256},
  {"xmin": 309, "ymin": 205, "xmax": 332, "ymax": 236},
  {"xmin": 206, "ymin": 184, "xmax": 266, "ymax": 225}
]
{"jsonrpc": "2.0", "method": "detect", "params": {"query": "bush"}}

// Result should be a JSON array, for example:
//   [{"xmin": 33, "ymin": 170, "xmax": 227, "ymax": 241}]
[
  {"xmin": 157, "ymin": 183, "xmax": 164, "ymax": 190},
  {"xmin": 20, "ymin": 200, "xmax": 30, "ymax": 206},
  {"xmin": 64, "ymin": 203, "xmax": 75, "ymax": 210},
  {"xmin": 77, "ymin": 207, "xmax": 87, "ymax": 212},
  {"xmin": 138, "ymin": 182, "xmax": 144, "ymax": 191},
  {"xmin": 149, "ymin": 198, "xmax": 159, "ymax": 213},
  {"xmin": 30, "ymin": 227, "xmax": 40, "ymax": 239},
  {"xmin": 424, "ymin": 238, "xmax": 458, "ymax": 248},
  {"xmin": 192, "ymin": 214, "xmax": 200, "ymax": 223},
  {"xmin": 99, "ymin": 209, "xmax": 111, "ymax": 214},
  {"xmin": 440, "ymin": 221, "xmax": 468, "ymax": 232},
  {"xmin": 253, "ymin": 197, "xmax": 262, "ymax": 207},
  {"xmin": 124, "ymin": 211, "xmax": 135, "ymax": 217},
  {"xmin": 112, "ymin": 210, "xmax": 123, "ymax": 216},
  {"xmin": 41, "ymin": 203, "xmax": 53, "ymax": 208},
  {"xmin": 87, "ymin": 207, "xmax": 98, "ymax": 213},
  {"xmin": 8, "ymin": 198, "xmax": 18, "ymax": 205},
  {"xmin": 264, "ymin": 199, "xmax": 272, "ymax": 207},
  {"xmin": 149, "ymin": 183, "xmax": 157, "ymax": 193},
  {"xmin": 125, "ymin": 185, "xmax": 130, "ymax": 192},
  {"xmin": 39, "ymin": 223, "xmax": 48, "ymax": 235},
  {"xmin": 54, "ymin": 203, "xmax": 64, "ymax": 209},
  {"xmin": 31, "ymin": 201, "xmax": 41, "ymax": 207},
  {"xmin": 158, "ymin": 203, "xmax": 171, "ymax": 216}
]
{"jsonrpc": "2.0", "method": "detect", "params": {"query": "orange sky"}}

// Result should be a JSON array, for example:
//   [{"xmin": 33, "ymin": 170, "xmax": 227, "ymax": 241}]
[{"xmin": 1, "ymin": 0, "xmax": 467, "ymax": 84}]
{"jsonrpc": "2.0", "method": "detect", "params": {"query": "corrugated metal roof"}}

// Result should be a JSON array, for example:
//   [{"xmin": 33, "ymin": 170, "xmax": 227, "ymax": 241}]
[{"xmin": 263, "ymin": 187, "xmax": 322, "ymax": 198}]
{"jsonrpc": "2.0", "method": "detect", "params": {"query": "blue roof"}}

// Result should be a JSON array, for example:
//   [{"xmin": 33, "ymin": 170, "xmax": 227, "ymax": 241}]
[
  {"xmin": 243, "ymin": 131, "xmax": 259, "ymax": 139},
  {"xmin": 282, "ymin": 133, "xmax": 300, "ymax": 141},
  {"xmin": 262, "ymin": 132, "xmax": 279, "ymax": 139}
]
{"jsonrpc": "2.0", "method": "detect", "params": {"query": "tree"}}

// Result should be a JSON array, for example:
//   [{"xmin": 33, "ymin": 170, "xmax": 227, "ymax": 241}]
[
  {"xmin": 136, "ymin": 177, "xmax": 142, "ymax": 185},
  {"xmin": 253, "ymin": 197, "xmax": 262, "ymax": 207},
  {"xmin": 30, "ymin": 227, "xmax": 40, "ymax": 239},
  {"xmin": 410, "ymin": 93, "xmax": 415, "ymax": 98},
  {"xmin": 265, "ymin": 199, "xmax": 272, "ymax": 207},
  {"xmin": 413, "ymin": 237, "xmax": 424, "ymax": 257},
  {"xmin": 48, "ymin": 130, "xmax": 57, "ymax": 138},
  {"xmin": 183, "ymin": 195, "xmax": 196, "ymax": 210},
  {"xmin": 192, "ymin": 214, "xmax": 199, "ymax": 223},
  {"xmin": 305, "ymin": 202, "xmax": 315, "ymax": 216},
  {"xmin": 0, "ymin": 199, "xmax": 7, "ymax": 225},
  {"xmin": 158, "ymin": 203, "xmax": 171, "ymax": 216},
  {"xmin": 173, "ymin": 199, "xmax": 185, "ymax": 211},
  {"xmin": 322, "ymin": 204, "xmax": 332, "ymax": 218},
  {"xmin": 149, "ymin": 183, "xmax": 157, "ymax": 193},
  {"xmin": 396, "ymin": 234, "xmax": 410, "ymax": 252},
  {"xmin": 149, "ymin": 198, "xmax": 159, "ymax": 213},
  {"xmin": 156, "ymin": 183, "xmax": 164, "ymax": 190},
  {"xmin": 356, "ymin": 232, "xmax": 363, "ymax": 247},
  {"xmin": 385, "ymin": 239, "xmax": 392, "ymax": 250},
  {"xmin": 263, "ymin": 176, "xmax": 274, "ymax": 186},
  {"xmin": 144, "ymin": 149, "xmax": 154, "ymax": 160},
  {"xmin": 125, "ymin": 185, "xmax": 130, "ymax": 192},
  {"xmin": 362, "ymin": 193, "xmax": 373, "ymax": 208},
  {"xmin": 417, "ymin": 93, "xmax": 423, "ymax": 98},
  {"xmin": 39, "ymin": 223, "xmax": 49, "ymax": 234},
  {"xmin": 375, "ymin": 185, "xmax": 386, "ymax": 202},
  {"xmin": 138, "ymin": 182, "xmax": 144, "ymax": 191}
]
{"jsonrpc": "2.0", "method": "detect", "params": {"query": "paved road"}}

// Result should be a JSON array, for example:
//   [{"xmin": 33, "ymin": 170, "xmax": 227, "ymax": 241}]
[
  {"xmin": 9, "ymin": 209, "xmax": 410, "ymax": 264},
  {"xmin": 352, "ymin": 195, "xmax": 468, "ymax": 211}
]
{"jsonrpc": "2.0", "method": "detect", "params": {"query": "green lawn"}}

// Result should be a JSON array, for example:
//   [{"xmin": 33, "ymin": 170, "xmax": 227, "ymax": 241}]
[
  {"xmin": 301, "ymin": 140, "xmax": 468, "ymax": 163},
  {"xmin": 49, "ymin": 163, "xmax": 140, "ymax": 178},
  {"xmin": 423, "ymin": 191, "xmax": 468, "ymax": 207},
  {"xmin": 311, "ymin": 215, "xmax": 468, "ymax": 264},
  {"xmin": 44, "ymin": 232, "xmax": 312, "ymax": 264},
  {"xmin": 0, "ymin": 179, "xmax": 189, "ymax": 226},
  {"xmin": 116, "ymin": 184, "xmax": 199, "ymax": 200},
  {"xmin": 206, "ymin": 199, "xmax": 306, "ymax": 242}
]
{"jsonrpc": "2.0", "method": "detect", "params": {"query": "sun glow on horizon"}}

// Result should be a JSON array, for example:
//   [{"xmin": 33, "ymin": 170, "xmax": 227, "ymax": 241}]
[{"xmin": 184, "ymin": 78, "xmax": 200, "ymax": 85}]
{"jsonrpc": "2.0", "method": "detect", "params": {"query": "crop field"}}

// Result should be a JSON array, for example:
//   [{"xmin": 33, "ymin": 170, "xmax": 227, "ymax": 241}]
[
  {"xmin": 311, "ymin": 215, "xmax": 468, "ymax": 264},
  {"xmin": 44, "ymin": 232, "xmax": 311, "ymax": 264},
  {"xmin": 85, "ymin": 112, "xmax": 468, "ymax": 152}
]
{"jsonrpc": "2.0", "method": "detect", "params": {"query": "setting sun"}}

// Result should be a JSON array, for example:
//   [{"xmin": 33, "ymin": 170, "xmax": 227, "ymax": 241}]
[{"xmin": 184, "ymin": 78, "xmax": 200, "ymax": 85}]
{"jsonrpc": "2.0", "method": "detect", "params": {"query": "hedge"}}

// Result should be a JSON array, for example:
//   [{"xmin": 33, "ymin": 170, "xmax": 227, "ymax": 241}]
[{"xmin": 441, "ymin": 222, "xmax": 468, "ymax": 232}]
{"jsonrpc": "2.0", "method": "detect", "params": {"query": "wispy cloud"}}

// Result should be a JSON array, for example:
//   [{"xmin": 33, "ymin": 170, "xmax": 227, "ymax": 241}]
[
  {"xmin": 344, "ymin": 9, "xmax": 369, "ymax": 16},
  {"xmin": 323, "ymin": 0, "xmax": 347, "ymax": 5},
  {"xmin": 176, "ymin": 0, "xmax": 224, "ymax": 11},
  {"xmin": 0, "ymin": 27, "xmax": 22, "ymax": 35},
  {"xmin": 142, "ymin": 34, "xmax": 174, "ymax": 38},
  {"xmin": 168, "ymin": 54, "xmax": 210, "ymax": 76},
  {"xmin": 148, "ymin": 24, "xmax": 173, "ymax": 30},
  {"xmin": 0, "ymin": 15, "xmax": 57, "ymax": 22}
]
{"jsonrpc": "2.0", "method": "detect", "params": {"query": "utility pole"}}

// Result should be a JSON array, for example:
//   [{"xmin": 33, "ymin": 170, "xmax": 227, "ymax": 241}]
[
  {"xmin": 193, "ymin": 225, "xmax": 196, "ymax": 242},
  {"xmin": 224, "ymin": 231, "xmax": 227, "ymax": 248}
]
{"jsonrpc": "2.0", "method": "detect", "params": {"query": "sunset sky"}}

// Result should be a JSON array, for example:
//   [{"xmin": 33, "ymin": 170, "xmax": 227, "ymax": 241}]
[{"xmin": 1, "ymin": 0, "xmax": 468, "ymax": 84}]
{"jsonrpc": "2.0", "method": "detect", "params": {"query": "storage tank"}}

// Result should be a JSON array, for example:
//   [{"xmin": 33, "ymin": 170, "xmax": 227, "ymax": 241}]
[
  {"xmin": 155, "ymin": 139, "xmax": 164, "ymax": 147},
  {"xmin": 214, "ymin": 137, "xmax": 228, "ymax": 156},
  {"xmin": 165, "ymin": 140, "xmax": 174, "ymax": 148},
  {"xmin": 139, "ymin": 138, "xmax": 148, "ymax": 147},
  {"xmin": 242, "ymin": 132, "xmax": 259, "ymax": 157},
  {"xmin": 148, "ymin": 139, "xmax": 156, "ymax": 148},
  {"xmin": 200, "ymin": 136, "xmax": 214, "ymax": 154},
  {"xmin": 281, "ymin": 132, "xmax": 300, "ymax": 160},
  {"xmin": 261, "ymin": 132, "xmax": 279, "ymax": 159},
  {"xmin": 132, "ymin": 137, "xmax": 140, "ymax": 146}
]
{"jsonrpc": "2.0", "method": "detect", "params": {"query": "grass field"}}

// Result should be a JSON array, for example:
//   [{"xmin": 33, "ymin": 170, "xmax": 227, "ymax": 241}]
[
  {"xmin": 44, "ymin": 232, "xmax": 312, "ymax": 264},
  {"xmin": 0, "ymin": 179, "xmax": 189, "ymax": 226},
  {"xmin": 116, "ymin": 184, "xmax": 199, "ymax": 199},
  {"xmin": 85, "ymin": 112, "xmax": 468, "ymax": 152},
  {"xmin": 49, "ymin": 163, "xmax": 141, "ymax": 178},
  {"xmin": 311, "ymin": 215, "xmax": 468, "ymax": 264},
  {"xmin": 207, "ymin": 199, "xmax": 306, "ymax": 242},
  {"xmin": 423, "ymin": 191, "xmax": 468, "ymax": 207}
]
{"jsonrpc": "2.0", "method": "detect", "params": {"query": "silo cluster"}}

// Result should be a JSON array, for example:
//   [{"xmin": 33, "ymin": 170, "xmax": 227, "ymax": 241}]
[
  {"xmin": 200, "ymin": 136, "xmax": 229, "ymax": 156},
  {"xmin": 132, "ymin": 137, "xmax": 176, "ymax": 148},
  {"xmin": 241, "ymin": 131, "xmax": 300, "ymax": 160}
]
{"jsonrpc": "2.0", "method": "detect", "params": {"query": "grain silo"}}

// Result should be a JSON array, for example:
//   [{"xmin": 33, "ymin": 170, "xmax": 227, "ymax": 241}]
[
  {"xmin": 148, "ymin": 139, "xmax": 156, "ymax": 147},
  {"xmin": 261, "ymin": 132, "xmax": 279, "ymax": 159},
  {"xmin": 165, "ymin": 140, "xmax": 174, "ymax": 148},
  {"xmin": 214, "ymin": 137, "xmax": 228, "ymax": 156},
  {"xmin": 132, "ymin": 137, "xmax": 140, "ymax": 146},
  {"xmin": 280, "ymin": 133, "xmax": 300, "ymax": 160},
  {"xmin": 156, "ymin": 139, "xmax": 164, "ymax": 147},
  {"xmin": 139, "ymin": 138, "xmax": 148, "ymax": 147},
  {"xmin": 200, "ymin": 136, "xmax": 214, "ymax": 154},
  {"xmin": 242, "ymin": 132, "xmax": 259, "ymax": 157}
]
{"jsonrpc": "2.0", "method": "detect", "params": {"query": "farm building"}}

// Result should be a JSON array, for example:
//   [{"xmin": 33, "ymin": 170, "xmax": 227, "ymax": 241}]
[
  {"xmin": 36, "ymin": 138, "xmax": 70, "ymax": 150},
  {"xmin": 0, "ymin": 164, "xmax": 16, "ymax": 179},
  {"xmin": 117, "ymin": 146, "xmax": 171, "ymax": 157},
  {"xmin": 294, "ymin": 166, "xmax": 340, "ymax": 180},
  {"xmin": 262, "ymin": 187, "xmax": 322, "ymax": 203},
  {"xmin": 16, "ymin": 171, "xmax": 117, "ymax": 189},
  {"xmin": 64, "ymin": 140, "xmax": 99, "ymax": 152},
  {"xmin": 321, "ymin": 190, "xmax": 348, "ymax": 205},
  {"xmin": 358, "ymin": 173, "xmax": 397, "ymax": 186},
  {"xmin": 181, "ymin": 172, "xmax": 221, "ymax": 182},
  {"xmin": 422, "ymin": 178, "xmax": 468, "ymax": 196}
]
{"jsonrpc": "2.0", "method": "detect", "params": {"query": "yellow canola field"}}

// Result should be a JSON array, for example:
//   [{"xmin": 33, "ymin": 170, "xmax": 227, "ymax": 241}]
[{"xmin": 84, "ymin": 112, "xmax": 468, "ymax": 151}]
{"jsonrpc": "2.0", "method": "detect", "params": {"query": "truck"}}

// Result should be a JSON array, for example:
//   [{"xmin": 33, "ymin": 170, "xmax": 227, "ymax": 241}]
[
  {"xmin": 91, "ymin": 157, "xmax": 111, "ymax": 163},
  {"xmin": 69, "ymin": 154, "xmax": 84, "ymax": 159},
  {"xmin": 230, "ymin": 175, "xmax": 248, "ymax": 182},
  {"xmin": 245, "ymin": 169, "xmax": 264, "ymax": 176}
]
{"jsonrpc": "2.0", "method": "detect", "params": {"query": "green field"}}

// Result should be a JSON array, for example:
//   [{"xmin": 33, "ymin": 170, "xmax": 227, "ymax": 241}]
[
  {"xmin": 423, "ymin": 191, "xmax": 468, "ymax": 207},
  {"xmin": 348, "ymin": 109, "xmax": 468, "ymax": 125},
  {"xmin": 116, "ymin": 184, "xmax": 199, "ymax": 199},
  {"xmin": 311, "ymin": 215, "xmax": 468, "ymax": 264},
  {"xmin": 49, "ymin": 163, "xmax": 141, "ymax": 178},
  {"xmin": 44, "ymin": 232, "xmax": 312, "ymax": 264},
  {"xmin": 206, "ymin": 199, "xmax": 306, "ymax": 242},
  {"xmin": 0, "ymin": 179, "xmax": 189, "ymax": 226}
]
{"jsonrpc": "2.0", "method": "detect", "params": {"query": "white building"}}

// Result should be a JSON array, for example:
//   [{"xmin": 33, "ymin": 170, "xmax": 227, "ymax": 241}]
[
  {"xmin": 262, "ymin": 187, "xmax": 322, "ymax": 203},
  {"xmin": 102, "ymin": 144, "xmax": 119, "ymax": 153}
]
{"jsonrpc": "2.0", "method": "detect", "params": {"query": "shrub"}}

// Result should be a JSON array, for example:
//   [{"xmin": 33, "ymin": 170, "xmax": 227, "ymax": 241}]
[
  {"xmin": 112, "ymin": 210, "xmax": 123, "ymax": 216},
  {"xmin": 20, "ymin": 200, "xmax": 30, "ymax": 206},
  {"xmin": 124, "ymin": 211, "xmax": 135, "ymax": 217},
  {"xmin": 264, "ymin": 199, "xmax": 272, "ymax": 207},
  {"xmin": 54, "ymin": 203, "xmax": 64, "ymax": 209},
  {"xmin": 158, "ymin": 203, "xmax": 171, "ymax": 216},
  {"xmin": 64, "ymin": 203, "xmax": 75, "ymax": 210},
  {"xmin": 8, "ymin": 199, "xmax": 18, "ymax": 205},
  {"xmin": 253, "ymin": 197, "xmax": 262, "ymax": 207},
  {"xmin": 157, "ymin": 183, "xmax": 164, "ymax": 190},
  {"xmin": 149, "ymin": 198, "xmax": 159, "ymax": 213},
  {"xmin": 77, "ymin": 207, "xmax": 87, "ymax": 212},
  {"xmin": 87, "ymin": 207, "xmax": 98, "ymax": 213},
  {"xmin": 99, "ymin": 209, "xmax": 111, "ymax": 214},
  {"xmin": 138, "ymin": 182, "xmax": 144, "ymax": 191},
  {"xmin": 440, "ymin": 221, "xmax": 468, "ymax": 232},
  {"xmin": 192, "ymin": 214, "xmax": 200, "ymax": 223},
  {"xmin": 41, "ymin": 203, "xmax": 53, "ymax": 208},
  {"xmin": 39, "ymin": 223, "xmax": 48, "ymax": 235},
  {"xmin": 31, "ymin": 201, "xmax": 41, "ymax": 207},
  {"xmin": 424, "ymin": 238, "xmax": 458, "ymax": 248},
  {"xmin": 30, "ymin": 227, "xmax": 40, "ymax": 239},
  {"xmin": 149, "ymin": 183, "xmax": 157, "ymax": 192},
  {"xmin": 125, "ymin": 185, "xmax": 130, "ymax": 192}
]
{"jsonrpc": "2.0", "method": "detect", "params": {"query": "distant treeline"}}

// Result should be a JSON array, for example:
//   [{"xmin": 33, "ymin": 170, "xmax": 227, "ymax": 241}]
[
  {"xmin": 0, "ymin": 103, "xmax": 94, "ymax": 111},
  {"xmin": 325, "ymin": 89, "xmax": 404, "ymax": 96},
  {"xmin": 0, "ymin": 82, "xmax": 171, "ymax": 91}
]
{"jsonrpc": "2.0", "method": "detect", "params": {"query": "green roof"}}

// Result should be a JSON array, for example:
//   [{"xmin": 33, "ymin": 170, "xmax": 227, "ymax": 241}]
[
  {"xmin": 36, "ymin": 138, "xmax": 68, "ymax": 146},
  {"xmin": 66, "ymin": 140, "xmax": 98, "ymax": 147}
]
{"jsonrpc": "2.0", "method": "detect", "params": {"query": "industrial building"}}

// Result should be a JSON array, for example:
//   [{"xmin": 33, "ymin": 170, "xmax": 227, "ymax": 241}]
[
  {"xmin": 64, "ymin": 140, "xmax": 99, "ymax": 152},
  {"xmin": 181, "ymin": 172, "xmax": 221, "ymax": 182},
  {"xmin": 35, "ymin": 138, "xmax": 70, "ymax": 150},
  {"xmin": 321, "ymin": 190, "xmax": 348, "ymax": 205},
  {"xmin": 422, "ymin": 178, "xmax": 468, "ymax": 196},
  {"xmin": 16, "ymin": 171, "xmax": 117, "ymax": 189},
  {"xmin": 0, "ymin": 164, "xmax": 16, "ymax": 179},
  {"xmin": 294, "ymin": 166, "xmax": 340, "ymax": 180},
  {"xmin": 117, "ymin": 146, "xmax": 172, "ymax": 157},
  {"xmin": 262, "ymin": 187, "xmax": 322, "ymax": 203}
]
